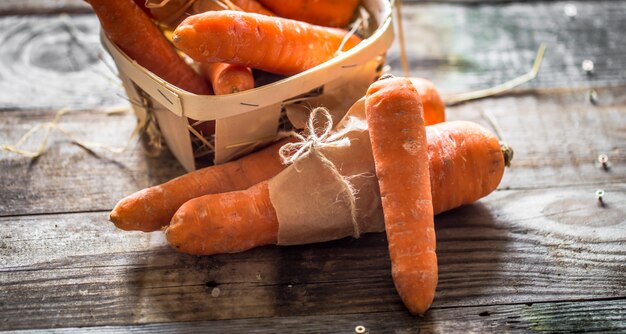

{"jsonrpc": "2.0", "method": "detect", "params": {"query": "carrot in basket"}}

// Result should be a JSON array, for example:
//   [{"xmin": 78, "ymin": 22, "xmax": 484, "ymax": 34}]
[
  {"xmin": 84, "ymin": 0, "xmax": 215, "ymax": 136},
  {"xmin": 365, "ymin": 76, "xmax": 436, "ymax": 315},
  {"xmin": 109, "ymin": 138, "xmax": 294, "ymax": 232},
  {"xmin": 172, "ymin": 11, "xmax": 362, "ymax": 76},
  {"xmin": 85, "ymin": 0, "xmax": 211, "ymax": 95},
  {"xmin": 200, "ymin": 62, "xmax": 255, "ymax": 95},
  {"xmin": 165, "ymin": 120, "xmax": 509, "ymax": 256},
  {"xmin": 257, "ymin": 0, "xmax": 359, "ymax": 28}
]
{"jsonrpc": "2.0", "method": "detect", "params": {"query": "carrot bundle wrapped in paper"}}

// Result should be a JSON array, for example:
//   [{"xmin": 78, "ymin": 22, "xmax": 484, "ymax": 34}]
[{"xmin": 165, "ymin": 97, "xmax": 511, "ymax": 255}]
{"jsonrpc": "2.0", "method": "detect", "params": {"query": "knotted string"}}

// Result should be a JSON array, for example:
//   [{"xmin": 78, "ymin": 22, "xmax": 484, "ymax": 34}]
[{"xmin": 279, "ymin": 107, "xmax": 361, "ymax": 239}]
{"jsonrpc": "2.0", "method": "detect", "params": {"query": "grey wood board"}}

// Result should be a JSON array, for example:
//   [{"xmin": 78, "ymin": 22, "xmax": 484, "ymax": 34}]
[
  {"xmin": 0, "ymin": 0, "xmax": 90, "ymax": 16},
  {"xmin": 1, "ymin": 1, "xmax": 626, "ymax": 110},
  {"xmin": 0, "ymin": 15, "xmax": 127, "ymax": 110},
  {"xmin": 1, "ymin": 87, "xmax": 624, "ymax": 217},
  {"xmin": 386, "ymin": 1, "xmax": 626, "ymax": 94},
  {"xmin": 4, "ymin": 299, "xmax": 626, "ymax": 333},
  {"xmin": 1, "ymin": 185, "xmax": 624, "ymax": 329}
]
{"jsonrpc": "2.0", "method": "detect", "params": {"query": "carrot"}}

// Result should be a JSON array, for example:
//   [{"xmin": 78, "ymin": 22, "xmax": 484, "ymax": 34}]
[
  {"xmin": 84, "ymin": 0, "xmax": 211, "ymax": 95},
  {"xmin": 172, "ymin": 11, "xmax": 362, "ymax": 76},
  {"xmin": 257, "ymin": 0, "xmax": 359, "ymax": 28},
  {"xmin": 109, "ymin": 138, "xmax": 294, "ymax": 232},
  {"xmin": 84, "ymin": 0, "xmax": 215, "ymax": 137},
  {"xmin": 410, "ymin": 78, "xmax": 446, "ymax": 125},
  {"xmin": 200, "ymin": 62, "xmax": 255, "ymax": 95},
  {"xmin": 165, "ymin": 120, "xmax": 508, "ymax": 256},
  {"xmin": 365, "ymin": 76, "xmax": 436, "ymax": 315}
]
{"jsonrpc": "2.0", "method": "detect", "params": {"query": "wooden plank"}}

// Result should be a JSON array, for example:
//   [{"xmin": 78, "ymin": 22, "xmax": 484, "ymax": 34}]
[
  {"xmin": 1, "ymin": 1, "xmax": 626, "ymax": 110},
  {"xmin": 1, "ymin": 185, "xmax": 624, "ymax": 329},
  {"xmin": 2, "ymin": 86, "xmax": 624, "ymax": 216},
  {"xmin": 0, "ymin": 1, "xmax": 90, "ymax": 15},
  {"xmin": 386, "ymin": 1, "xmax": 626, "ymax": 94},
  {"xmin": 0, "ymin": 109, "xmax": 186, "ymax": 217},
  {"xmin": 0, "ymin": 15, "xmax": 126, "ymax": 110},
  {"xmin": 5, "ymin": 299, "xmax": 626, "ymax": 333}
]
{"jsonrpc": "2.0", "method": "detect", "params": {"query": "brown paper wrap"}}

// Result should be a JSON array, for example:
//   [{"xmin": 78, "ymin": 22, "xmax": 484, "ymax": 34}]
[{"xmin": 268, "ymin": 100, "xmax": 386, "ymax": 245}]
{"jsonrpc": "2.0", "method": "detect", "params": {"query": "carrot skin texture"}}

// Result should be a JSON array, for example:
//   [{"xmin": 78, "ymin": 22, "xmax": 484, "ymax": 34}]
[
  {"xmin": 84, "ymin": 0, "xmax": 211, "ymax": 95},
  {"xmin": 109, "ymin": 138, "xmax": 293, "ymax": 232},
  {"xmin": 365, "ymin": 77, "xmax": 437, "ymax": 315},
  {"xmin": 409, "ymin": 78, "xmax": 446, "ymax": 125},
  {"xmin": 167, "ymin": 181, "xmax": 278, "ymax": 255},
  {"xmin": 164, "ymin": 121, "xmax": 504, "ymax": 256},
  {"xmin": 172, "ymin": 11, "xmax": 362, "ymax": 76},
  {"xmin": 258, "ymin": 0, "xmax": 359, "ymax": 27},
  {"xmin": 200, "ymin": 62, "xmax": 255, "ymax": 95}
]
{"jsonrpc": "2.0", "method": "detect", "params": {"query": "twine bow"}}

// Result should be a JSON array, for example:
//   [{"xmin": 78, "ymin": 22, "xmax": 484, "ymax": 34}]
[{"xmin": 279, "ymin": 107, "xmax": 361, "ymax": 239}]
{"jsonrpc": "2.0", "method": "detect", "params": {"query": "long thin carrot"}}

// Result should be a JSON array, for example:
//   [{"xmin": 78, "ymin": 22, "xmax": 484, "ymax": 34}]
[
  {"xmin": 84, "ymin": 0, "xmax": 215, "ymax": 138},
  {"xmin": 410, "ymin": 78, "xmax": 446, "ymax": 125},
  {"xmin": 109, "ymin": 82, "xmax": 446, "ymax": 232},
  {"xmin": 257, "ymin": 0, "xmax": 359, "ymax": 28},
  {"xmin": 172, "ymin": 11, "xmax": 362, "ymax": 76},
  {"xmin": 365, "ymin": 76, "xmax": 436, "ymax": 315},
  {"xmin": 84, "ymin": 0, "xmax": 211, "ymax": 95},
  {"xmin": 110, "ymin": 138, "xmax": 294, "ymax": 232},
  {"xmin": 165, "ymin": 121, "xmax": 508, "ymax": 255}
]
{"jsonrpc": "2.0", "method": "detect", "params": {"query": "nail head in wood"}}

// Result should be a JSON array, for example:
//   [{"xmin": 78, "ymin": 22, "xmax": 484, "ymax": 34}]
[
  {"xmin": 582, "ymin": 60, "xmax": 594, "ymax": 74},
  {"xmin": 564, "ymin": 3, "xmax": 577, "ymax": 18},
  {"xmin": 598, "ymin": 154, "xmax": 609, "ymax": 170},
  {"xmin": 355, "ymin": 325, "xmax": 367, "ymax": 333}
]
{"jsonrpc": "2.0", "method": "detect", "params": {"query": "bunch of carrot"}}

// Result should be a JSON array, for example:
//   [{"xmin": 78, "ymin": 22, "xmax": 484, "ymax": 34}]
[
  {"xmin": 86, "ymin": 0, "xmax": 511, "ymax": 317},
  {"xmin": 85, "ymin": 0, "xmax": 364, "ymax": 96},
  {"xmin": 108, "ymin": 74, "xmax": 512, "ymax": 315}
]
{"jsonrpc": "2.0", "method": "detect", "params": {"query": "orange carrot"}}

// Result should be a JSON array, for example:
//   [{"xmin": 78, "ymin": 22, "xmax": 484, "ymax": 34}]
[
  {"xmin": 257, "ymin": 0, "xmax": 359, "ymax": 27},
  {"xmin": 109, "ymin": 138, "xmax": 294, "ymax": 232},
  {"xmin": 200, "ymin": 62, "xmax": 255, "ymax": 95},
  {"xmin": 85, "ymin": 0, "xmax": 210, "ymax": 95},
  {"xmin": 172, "ymin": 11, "xmax": 362, "ymax": 76},
  {"xmin": 84, "ymin": 0, "xmax": 215, "ymax": 137},
  {"xmin": 410, "ymin": 78, "xmax": 446, "ymax": 125},
  {"xmin": 365, "ymin": 76, "xmax": 436, "ymax": 315},
  {"xmin": 165, "ymin": 120, "xmax": 508, "ymax": 255}
]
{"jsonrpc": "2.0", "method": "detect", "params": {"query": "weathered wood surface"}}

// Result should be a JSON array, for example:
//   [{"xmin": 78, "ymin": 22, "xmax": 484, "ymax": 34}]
[
  {"xmin": 2, "ymin": 87, "xmax": 624, "ymax": 216},
  {"xmin": 7, "ymin": 299, "xmax": 626, "ymax": 333},
  {"xmin": 1, "ymin": 185, "xmax": 624, "ymax": 329},
  {"xmin": 1, "ymin": 1, "xmax": 625, "ymax": 110}
]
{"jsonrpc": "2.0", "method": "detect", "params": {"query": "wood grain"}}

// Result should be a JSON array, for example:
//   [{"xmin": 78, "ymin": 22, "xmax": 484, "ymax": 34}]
[
  {"xmin": 1, "ymin": 185, "xmax": 624, "ymax": 329},
  {"xmin": 386, "ymin": 1, "xmax": 626, "ymax": 94},
  {"xmin": 5, "ymin": 299, "xmax": 626, "ymax": 333},
  {"xmin": 0, "ymin": 15, "xmax": 126, "ymax": 110},
  {"xmin": 1, "ymin": 1, "xmax": 626, "ymax": 110},
  {"xmin": 2, "ymin": 87, "xmax": 624, "ymax": 216},
  {"xmin": 0, "ymin": 109, "xmax": 185, "ymax": 217},
  {"xmin": 0, "ymin": 1, "xmax": 90, "ymax": 16}
]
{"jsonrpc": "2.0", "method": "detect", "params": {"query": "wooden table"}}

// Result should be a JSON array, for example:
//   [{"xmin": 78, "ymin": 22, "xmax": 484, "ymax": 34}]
[{"xmin": 1, "ymin": 1, "xmax": 625, "ymax": 332}]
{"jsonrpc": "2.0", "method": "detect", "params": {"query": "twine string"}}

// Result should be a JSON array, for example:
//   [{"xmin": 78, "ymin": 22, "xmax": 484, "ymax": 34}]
[{"xmin": 279, "ymin": 107, "xmax": 361, "ymax": 239}]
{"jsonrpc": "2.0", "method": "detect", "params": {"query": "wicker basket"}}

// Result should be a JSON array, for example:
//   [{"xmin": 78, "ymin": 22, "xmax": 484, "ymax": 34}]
[{"xmin": 102, "ymin": 0, "xmax": 394, "ymax": 171}]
